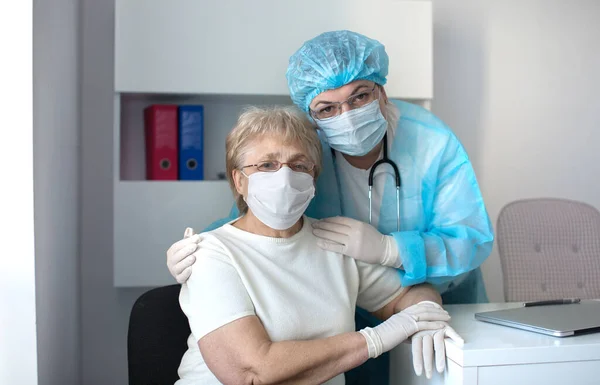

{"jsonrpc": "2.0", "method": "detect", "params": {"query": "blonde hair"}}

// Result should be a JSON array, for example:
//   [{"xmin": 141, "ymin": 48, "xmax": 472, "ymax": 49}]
[
  {"xmin": 226, "ymin": 105, "xmax": 323, "ymax": 213},
  {"xmin": 384, "ymin": 99, "xmax": 400, "ymax": 133}
]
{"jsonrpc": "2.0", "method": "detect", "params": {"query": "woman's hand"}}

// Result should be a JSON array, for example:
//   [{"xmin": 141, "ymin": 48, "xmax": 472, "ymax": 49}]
[
  {"xmin": 166, "ymin": 228, "xmax": 202, "ymax": 283},
  {"xmin": 411, "ymin": 322, "xmax": 464, "ymax": 379},
  {"xmin": 405, "ymin": 301, "xmax": 464, "ymax": 379},
  {"xmin": 359, "ymin": 301, "xmax": 450, "ymax": 359},
  {"xmin": 311, "ymin": 216, "xmax": 401, "ymax": 267}
]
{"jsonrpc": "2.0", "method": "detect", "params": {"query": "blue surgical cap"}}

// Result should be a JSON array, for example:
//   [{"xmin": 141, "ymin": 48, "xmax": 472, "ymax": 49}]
[{"xmin": 286, "ymin": 30, "xmax": 389, "ymax": 112}]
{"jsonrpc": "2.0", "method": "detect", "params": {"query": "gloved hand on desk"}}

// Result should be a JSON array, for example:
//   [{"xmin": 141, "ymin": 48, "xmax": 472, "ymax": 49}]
[
  {"xmin": 360, "ymin": 301, "xmax": 452, "ymax": 359},
  {"xmin": 411, "ymin": 321, "xmax": 464, "ymax": 379}
]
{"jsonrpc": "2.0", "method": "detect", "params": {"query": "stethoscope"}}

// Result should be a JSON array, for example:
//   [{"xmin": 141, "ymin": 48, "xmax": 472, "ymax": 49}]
[
  {"xmin": 330, "ymin": 132, "xmax": 402, "ymax": 231},
  {"xmin": 368, "ymin": 133, "xmax": 402, "ymax": 231}
]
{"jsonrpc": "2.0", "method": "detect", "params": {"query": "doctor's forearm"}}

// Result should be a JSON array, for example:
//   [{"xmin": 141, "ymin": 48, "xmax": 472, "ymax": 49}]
[
  {"xmin": 392, "ymin": 284, "xmax": 442, "ymax": 313},
  {"xmin": 372, "ymin": 284, "xmax": 442, "ymax": 320},
  {"xmin": 392, "ymin": 227, "xmax": 493, "ymax": 286}
]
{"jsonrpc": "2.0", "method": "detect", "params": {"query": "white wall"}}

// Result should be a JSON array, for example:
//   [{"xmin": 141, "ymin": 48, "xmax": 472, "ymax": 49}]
[
  {"xmin": 0, "ymin": 1, "xmax": 38, "ymax": 384},
  {"xmin": 80, "ymin": 0, "xmax": 600, "ymax": 383},
  {"xmin": 431, "ymin": 0, "xmax": 600, "ymax": 301},
  {"xmin": 80, "ymin": 0, "xmax": 148, "ymax": 383},
  {"xmin": 32, "ymin": 0, "xmax": 82, "ymax": 383}
]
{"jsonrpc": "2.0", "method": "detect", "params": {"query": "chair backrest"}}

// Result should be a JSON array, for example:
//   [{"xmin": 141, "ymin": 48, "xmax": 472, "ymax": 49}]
[
  {"xmin": 497, "ymin": 198, "xmax": 600, "ymax": 302},
  {"xmin": 128, "ymin": 285, "xmax": 191, "ymax": 385}
]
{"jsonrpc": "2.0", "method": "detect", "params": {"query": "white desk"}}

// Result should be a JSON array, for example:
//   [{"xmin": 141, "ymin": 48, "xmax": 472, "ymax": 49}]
[{"xmin": 390, "ymin": 302, "xmax": 600, "ymax": 385}]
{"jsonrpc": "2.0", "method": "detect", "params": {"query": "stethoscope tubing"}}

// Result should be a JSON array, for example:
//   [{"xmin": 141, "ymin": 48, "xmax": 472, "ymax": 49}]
[{"xmin": 368, "ymin": 134, "xmax": 401, "ymax": 232}]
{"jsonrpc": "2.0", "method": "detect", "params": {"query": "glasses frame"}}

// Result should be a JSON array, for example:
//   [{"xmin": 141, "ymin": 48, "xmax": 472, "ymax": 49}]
[
  {"xmin": 240, "ymin": 160, "xmax": 316, "ymax": 175},
  {"xmin": 309, "ymin": 85, "xmax": 380, "ymax": 121}
]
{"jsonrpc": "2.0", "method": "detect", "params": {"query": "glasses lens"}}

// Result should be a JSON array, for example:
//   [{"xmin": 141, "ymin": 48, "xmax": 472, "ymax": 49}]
[
  {"xmin": 313, "ymin": 87, "xmax": 377, "ymax": 120},
  {"xmin": 349, "ymin": 88, "xmax": 376, "ymax": 108},
  {"xmin": 314, "ymin": 105, "xmax": 338, "ymax": 120},
  {"xmin": 289, "ymin": 161, "xmax": 314, "ymax": 173},
  {"xmin": 256, "ymin": 161, "xmax": 281, "ymax": 172}
]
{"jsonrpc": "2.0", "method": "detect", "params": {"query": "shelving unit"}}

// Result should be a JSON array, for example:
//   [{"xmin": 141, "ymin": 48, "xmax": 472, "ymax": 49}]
[
  {"xmin": 118, "ymin": 93, "xmax": 293, "ymax": 181},
  {"xmin": 113, "ymin": 0, "xmax": 434, "ymax": 287}
]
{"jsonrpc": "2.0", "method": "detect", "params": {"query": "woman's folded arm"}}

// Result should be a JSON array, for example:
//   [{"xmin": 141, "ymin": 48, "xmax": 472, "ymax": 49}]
[
  {"xmin": 182, "ymin": 246, "xmax": 369, "ymax": 384},
  {"xmin": 199, "ymin": 315, "xmax": 369, "ymax": 385}
]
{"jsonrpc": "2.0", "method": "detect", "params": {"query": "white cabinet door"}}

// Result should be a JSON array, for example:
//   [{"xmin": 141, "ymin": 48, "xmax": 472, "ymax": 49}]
[
  {"xmin": 115, "ymin": 0, "xmax": 432, "ymax": 99},
  {"xmin": 113, "ymin": 180, "xmax": 233, "ymax": 286},
  {"xmin": 390, "ymin": 343, "xmax": 477, "ymax": 385},
  {"xmin": 478, "ymin": 361, "xmax": 600, "ymax": 385}
]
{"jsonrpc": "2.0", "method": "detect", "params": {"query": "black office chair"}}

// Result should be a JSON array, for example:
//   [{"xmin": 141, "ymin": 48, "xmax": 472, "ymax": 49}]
[{"xmin": 128, "ymin": 285, "xmax": 191, "ymax": 385}]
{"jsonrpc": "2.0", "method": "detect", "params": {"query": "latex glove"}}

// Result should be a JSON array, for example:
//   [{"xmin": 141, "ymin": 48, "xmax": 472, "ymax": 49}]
[
  {"xmin": 411, "ymin": 322, "xmax": 464, "ymax": 379},
  {"xmin": 359, "ymin": 301, "xmax": 451, "ymax": 359},
  {"xmin": 311, "ymin": 216, "xmax": 401, "ymax": 267},
  {"xmin": 166, "ymin": 227, "xmax": 202, "ymax": 284}
]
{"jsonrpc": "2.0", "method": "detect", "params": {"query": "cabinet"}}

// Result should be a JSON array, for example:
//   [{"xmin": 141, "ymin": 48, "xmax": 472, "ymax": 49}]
[
  {"xmin": 389, "ymin": 303, "xmax": 600, "ymax": 385},
  {"xmin": 113, "ymin": 0, "xmax": 433, "ymax": 286}
]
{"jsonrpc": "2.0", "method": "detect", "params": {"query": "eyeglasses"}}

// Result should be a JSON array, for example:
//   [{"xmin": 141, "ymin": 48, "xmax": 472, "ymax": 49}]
[
  {"xmin": 241, "ymin": 160, "xmax": 316, "ymax": 174},
  {"xmin": 309, "ymin": 85, "xmax": 379, "ymax": 121}
]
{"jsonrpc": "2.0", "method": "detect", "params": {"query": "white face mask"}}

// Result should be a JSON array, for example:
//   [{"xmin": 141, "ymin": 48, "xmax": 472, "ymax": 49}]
[
  {"xmin": 243, "ymin": 167, "xmax": 315, "ymax": 230},
  {"xmin": 316, "ymin": 100, "xmax": 388, "ymax": 156}
]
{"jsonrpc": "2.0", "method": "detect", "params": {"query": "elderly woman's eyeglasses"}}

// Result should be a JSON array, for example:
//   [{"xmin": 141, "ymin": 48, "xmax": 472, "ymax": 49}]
[
  {"xmin": 241, "ymin": 161, "xmax": 315, "ymax": 174},
  {"xmin": 310, "ymin": 85, "xmax": 379, "ymax": 121}
]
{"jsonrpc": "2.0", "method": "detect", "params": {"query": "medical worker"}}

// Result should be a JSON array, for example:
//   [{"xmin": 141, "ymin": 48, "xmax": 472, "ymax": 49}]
[{"xmin": 167, "ymin": 31, "xmax": 494, "ymax": 384}]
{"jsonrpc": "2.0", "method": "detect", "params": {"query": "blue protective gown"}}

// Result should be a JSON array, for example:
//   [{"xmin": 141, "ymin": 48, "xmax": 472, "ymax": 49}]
[{"xmin": 203, "ymin": 100, "xmax": 494, "ymax": 384}]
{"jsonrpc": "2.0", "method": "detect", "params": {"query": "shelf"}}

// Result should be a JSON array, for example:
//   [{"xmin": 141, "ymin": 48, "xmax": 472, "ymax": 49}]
[{"xmin": 118, "ymin": 93, "xmax": 293, "ymax": 181}]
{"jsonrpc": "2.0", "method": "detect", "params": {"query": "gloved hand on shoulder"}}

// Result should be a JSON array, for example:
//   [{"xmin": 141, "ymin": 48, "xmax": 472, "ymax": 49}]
[
  {"xmin": 312, "ymin": 216, "xmax": 401, "ymax": 267},
  {"xmin": 166, "ymin": 227, "xmax": 202, "ymax": 283}
]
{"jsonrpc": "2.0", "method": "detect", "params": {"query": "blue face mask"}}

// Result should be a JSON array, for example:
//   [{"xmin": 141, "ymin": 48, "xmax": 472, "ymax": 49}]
[{"xmin": 315, "ymin": 100, "xmax": 388, "ymax": 156}]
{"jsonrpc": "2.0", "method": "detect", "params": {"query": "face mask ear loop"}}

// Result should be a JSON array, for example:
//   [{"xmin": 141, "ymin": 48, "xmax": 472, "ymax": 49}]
[{"xmin": 239, "ymin": 169, "xmax": 250, "ymax": 205}]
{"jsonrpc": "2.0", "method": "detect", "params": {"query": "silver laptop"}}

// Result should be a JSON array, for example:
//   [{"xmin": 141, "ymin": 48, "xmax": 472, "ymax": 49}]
[{"xmin": 474, "ymin": 300, "xmax": 600, "ymax": 337}]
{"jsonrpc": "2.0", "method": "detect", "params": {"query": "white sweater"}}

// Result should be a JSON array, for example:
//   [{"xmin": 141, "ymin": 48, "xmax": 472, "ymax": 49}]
[{"xmin": 176, "ymin": 216, "xmax": 405, "ymax": 385}]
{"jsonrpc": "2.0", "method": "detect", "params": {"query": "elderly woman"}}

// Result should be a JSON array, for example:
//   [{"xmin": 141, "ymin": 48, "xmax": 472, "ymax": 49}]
[{"xmin": 176, "ymin": 106, "xmax": 460, "ymax": 385}]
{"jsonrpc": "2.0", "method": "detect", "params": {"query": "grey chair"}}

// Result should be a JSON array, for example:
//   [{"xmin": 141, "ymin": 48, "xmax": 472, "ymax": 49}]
[{"xmin": 497, "ymin": 198, "xmax": 600, "ymax": 302}]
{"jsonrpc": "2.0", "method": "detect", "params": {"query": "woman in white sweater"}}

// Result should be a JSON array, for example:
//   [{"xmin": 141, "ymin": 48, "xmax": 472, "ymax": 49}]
[{"xmin": 176, "ymin": 106, "xmax": 460, "ymax": 385}]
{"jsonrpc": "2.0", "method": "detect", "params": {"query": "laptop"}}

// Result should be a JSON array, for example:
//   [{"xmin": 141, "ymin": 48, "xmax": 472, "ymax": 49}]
[{"xmin": 474, "ymin": 300, "xmax": 600, "ymax": 337}]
